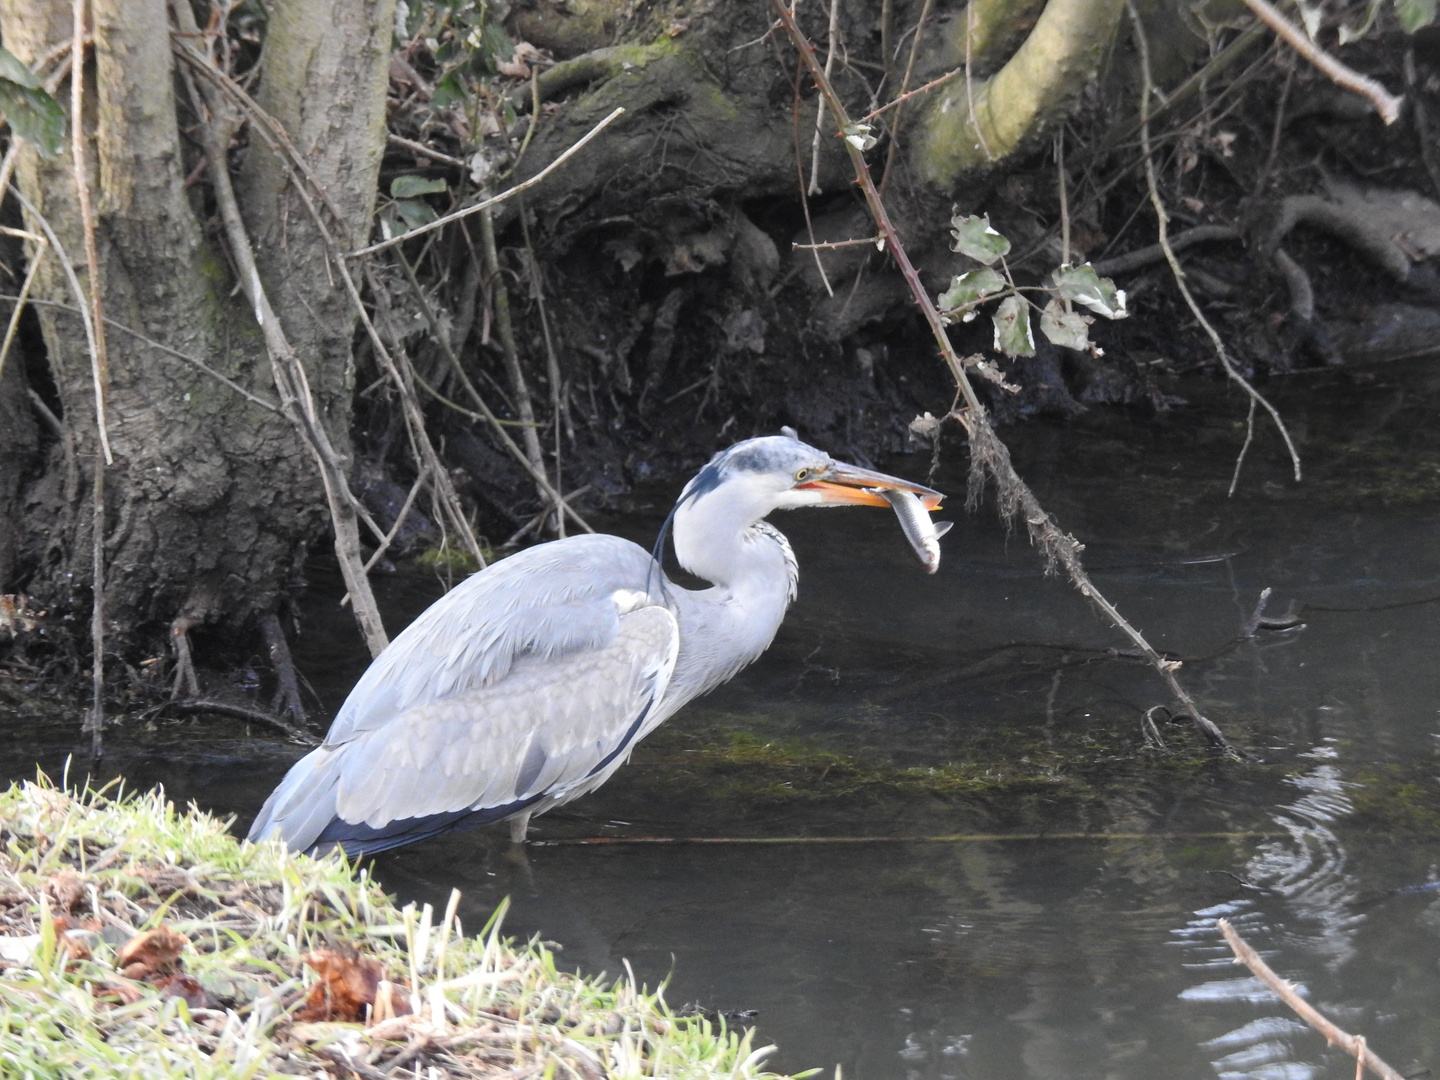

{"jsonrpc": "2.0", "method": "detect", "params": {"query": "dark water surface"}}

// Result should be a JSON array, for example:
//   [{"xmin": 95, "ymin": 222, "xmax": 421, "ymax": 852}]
[{"xmin": 6, "ymin": 364, "xmax": 1440, "ymax": 1079}]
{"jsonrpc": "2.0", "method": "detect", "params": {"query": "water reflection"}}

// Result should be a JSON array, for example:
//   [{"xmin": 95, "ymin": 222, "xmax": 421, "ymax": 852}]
[{"xmin": 1176, "ymin": 749, "xmax": 1373, "ymax": 1080}]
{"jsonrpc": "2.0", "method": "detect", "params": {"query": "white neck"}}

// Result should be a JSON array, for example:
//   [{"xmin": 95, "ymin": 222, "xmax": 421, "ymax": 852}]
[{"xmin": 665, "ymin": 489, "xmax": 800, "ymax": 703}]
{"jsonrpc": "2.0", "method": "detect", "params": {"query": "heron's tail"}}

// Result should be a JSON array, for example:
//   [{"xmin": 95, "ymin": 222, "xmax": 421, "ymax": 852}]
[{"xmin": 246, "ymin": 746, "xmax": 343, "ymax": 854}]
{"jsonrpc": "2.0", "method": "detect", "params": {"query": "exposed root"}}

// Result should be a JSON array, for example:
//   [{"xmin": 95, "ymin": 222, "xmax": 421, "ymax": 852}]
[
  {"xmin": 169, "ymin": 616, "xmax": 200, "ymax": 700},
  {"xmin": 1089, "ymin": 224, "xmax": 1238, "ymax": 277},
  {"xmin": 260, "ymin": 612, "xmax": 307, "ymax": 724},
  {"xmin": 1268, "ymin": 192, "xmax": 1413, "ymax": 283},
  {"xmin": 144, "ymin": 698, "xmax": 320, "ymax": 745}
]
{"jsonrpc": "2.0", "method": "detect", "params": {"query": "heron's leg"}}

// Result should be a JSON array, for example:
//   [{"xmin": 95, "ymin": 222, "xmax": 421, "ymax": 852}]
[{"xmin": 508, "ymin": 810, "xmax": 532, "ymax": 844}]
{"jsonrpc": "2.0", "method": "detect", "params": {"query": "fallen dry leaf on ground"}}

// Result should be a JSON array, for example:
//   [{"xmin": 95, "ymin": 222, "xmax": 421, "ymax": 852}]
[
  {"xmin": 296, "ymin": 944, "xmax": 410, "ymax": 1023},
  {"xmin": 118, "ymin": 925, "xmax": 189, "ymax": 980}
]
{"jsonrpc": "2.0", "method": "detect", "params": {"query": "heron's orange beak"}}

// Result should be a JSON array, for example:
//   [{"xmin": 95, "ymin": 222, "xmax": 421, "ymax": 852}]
[{"xmin": 797, "ymin": 462, "xmax": 944, "ymax": 509}]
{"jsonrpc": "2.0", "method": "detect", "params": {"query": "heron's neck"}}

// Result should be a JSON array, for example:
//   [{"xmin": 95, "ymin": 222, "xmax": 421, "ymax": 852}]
[{"xmin": 667, "ymin": 519, "xmax": 798, "ymax": 701}]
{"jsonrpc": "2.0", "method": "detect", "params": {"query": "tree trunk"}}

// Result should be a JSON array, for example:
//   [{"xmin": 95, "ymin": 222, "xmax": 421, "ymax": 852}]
[{"xmin": 0, "ymin": 0, "xmax": 392, "ymax": 664}]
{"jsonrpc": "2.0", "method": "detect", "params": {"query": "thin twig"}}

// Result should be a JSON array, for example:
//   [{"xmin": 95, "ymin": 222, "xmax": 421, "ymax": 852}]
[
  {"xmin": 476, "ymin": 205, "xmax": 547, "ymax": 503},
  {"xmin": 1257, "ymin": 52, "xmax": 1294, "ymax": 191},
  {"xmin": 877, "ymin": 0, "xmax": 935, "ymax": 200},
  {"xmin": 807, "ymin": 0, "xmax": 841, "ymax": 196},
  {"xmin": 518, "ymin": 199, "xmax": 569, "ymax": 535},
  {"xmin": 69, "ymin": 9, "xmax": 109, "ymax": 759},
  {"xmin": 770, "ymin": 0, "xmax": 1234, "ymax": 754},
  {"xmin": 350, "ymin": 108, "xmax": 625, "ymax": 257},
  {"xmin": 341, "ymin": 464, "xmax": 433, "ymax": 608},
  {"xmin": 386, "ymin": 133, "xmax": 467, "ymax": 169},
  {"xmin": 859, "ymin": 67, "xmax": 961, "ymax": 123},
  {"xmin": 1242, "ymin": 586, "xmax": 1272, "ymax": 638},
  {"xmin": 962, "ymin": 0, "xmax": 993, "ymax": 164},
  {"xmin": 0, "ymin": 145, "xmax": 18, "ymax": 211},
  {"xmin": 793, "ymin": 236, "xmax": 884, "ymax": 251},
  {"xmin": 26, "ymin": 388, "xmax": 78, "ymax": 508},
  {"xmin": 0, "ymin": 293, "xmax": 279, "ymax": 412},
  {"xmin": 504, "ymin": 485, "xmax": 592, "ymax": 547},
  {"xmin": 1239, "ymin": 0, "xmax": 1401, "ymax": 124},
  {"xmin": 1126, "ymin": 0, "xmax": 1301, "ymax": 493},
  {"xmin": 173, "ymin": 23, "xmax": 490, "ymax": 571},
  {"xmin": 791, "ymin": 57, "xmax": 835, "ymax": 298},
  {"xmin": 0, "ymin": 236, "xmax": 47, "ymax": 385},
  {"xmin": 6, "ymin": 191, "xmax": 105, "ymax": 419},
  {"xmin": 1056, "ymin": 131, "xmax": 1070, "ymax": 268},
  {"xmin": 380, "ymin": 254, "xmax": 592, "ymax": 535},
  {"xmin": 1216, "ymin": 919, "xmax": 1407, "ymax": 1080},
  {"xmin": 367, "ymin": 467, "xmax": 430, "ymax": 573}
]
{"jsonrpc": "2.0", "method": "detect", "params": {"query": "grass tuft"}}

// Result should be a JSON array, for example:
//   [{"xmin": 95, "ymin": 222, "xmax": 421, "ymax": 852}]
[{"xmin": 0, "ymin": 775, "xmax": 797, "ymax": 1079}]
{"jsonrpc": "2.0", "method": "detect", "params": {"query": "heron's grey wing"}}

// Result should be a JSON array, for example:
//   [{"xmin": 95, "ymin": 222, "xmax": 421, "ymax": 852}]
[
  {"xmin": 330, "ymin": 605, "xmax": 678, "ymax": 829},
  {"xmin": 325, "ymin": 534, "xmax": 661, "ymax": 747}
]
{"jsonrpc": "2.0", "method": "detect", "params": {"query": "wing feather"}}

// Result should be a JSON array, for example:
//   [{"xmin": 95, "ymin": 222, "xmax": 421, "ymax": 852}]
[
  {"xmin": 332, "ymin": 605, "xmax": 678, "ymax": 829},
  {"xmin": 327, "ymin": 535, "xmax": 660, "ymax": 746}
]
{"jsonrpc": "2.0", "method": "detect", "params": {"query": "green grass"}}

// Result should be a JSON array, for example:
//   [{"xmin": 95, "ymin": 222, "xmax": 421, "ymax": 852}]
[{"xmin": 0, "ymin": 776, "xmax": 800, "ymax": 1080}]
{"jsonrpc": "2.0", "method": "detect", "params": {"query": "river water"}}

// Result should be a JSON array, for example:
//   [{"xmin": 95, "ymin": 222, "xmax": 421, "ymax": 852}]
[{"xmin": 5, "ymin": 362, "xmax": 1440, "ymax": 1079}]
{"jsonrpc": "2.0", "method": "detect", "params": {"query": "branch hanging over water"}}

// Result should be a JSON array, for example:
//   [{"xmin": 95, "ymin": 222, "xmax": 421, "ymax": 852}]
[{"xmin": 768, "ymin": 0, "xmax": 1236, "ymax": 755}]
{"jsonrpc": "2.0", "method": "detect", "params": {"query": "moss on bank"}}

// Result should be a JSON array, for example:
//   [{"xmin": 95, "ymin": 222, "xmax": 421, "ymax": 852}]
[{"xmin": 0, "ymin": 778, "xmax": 794, "ymax": 1080}]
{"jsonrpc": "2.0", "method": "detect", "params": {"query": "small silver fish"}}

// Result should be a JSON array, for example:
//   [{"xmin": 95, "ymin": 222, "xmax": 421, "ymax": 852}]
[{"xmin": 874, "ymin": 488, "xmax": 952, "ymax": 574}]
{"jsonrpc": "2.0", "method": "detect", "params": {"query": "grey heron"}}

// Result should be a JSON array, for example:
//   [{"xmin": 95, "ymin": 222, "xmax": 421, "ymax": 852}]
[{"xmin": 247, "ymin": 432, "xmax": 942, "ymax": 856}]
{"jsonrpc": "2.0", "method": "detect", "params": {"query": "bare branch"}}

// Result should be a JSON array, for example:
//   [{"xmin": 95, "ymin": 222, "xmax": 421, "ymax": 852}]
[
  {"xmin": 769, "ymin": 0, "xmax": 1235, "ymax": 754},
  {"xmin": 0, "ymin": 293, "xmax": 280, "ymax": 413},
  {"xmin": 66, "ymin": 12, "xmax": 110, "ymax": 759},
  {"xmin": 1217, "ymin": 919, "xmax": 1407, "ymax": 1080},
  {"xmin": 349, "ymin": 108, "xmax": 626, "ymax": 258},
  {"xmin": 173, "ymin": 32, "xmax": 582, "ymax": 549},
  {"xmin": 1240, "ymin": 0, "xmax": 1402, "ymax": 124},
  {"xmin": 174, "ymin": 45, "xmax": 390, "ymax": 660}
]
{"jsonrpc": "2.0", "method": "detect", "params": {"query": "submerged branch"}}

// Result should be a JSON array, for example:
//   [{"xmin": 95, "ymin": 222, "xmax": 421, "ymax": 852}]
[
  {"xmin": 145, "ymin": 699, "xmax": 320, "ymax": 745},
  {"xmin": 1217, "ymin": 919, "xmax": 1407, "ymax": 1080}
]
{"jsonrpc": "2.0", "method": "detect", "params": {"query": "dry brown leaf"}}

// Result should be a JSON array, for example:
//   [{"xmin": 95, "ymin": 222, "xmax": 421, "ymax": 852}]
[
  {"xmin": 153, "ymin": 973, "xmax": 210, "ymax": 1010},
  {"xmin": 93, "ymin": 978, "xmax": 146, "ymax": 1006},
  {"xmin": 296, "ymin": 944, "xmax": 408, "ymax": 1023},
  {"xmin": 45, "ymin": 869, "xmax": 85, "ymax": 913},
  {"xmin": 117, "ymin": 925, "xmax": 189, "ymax": 980}
]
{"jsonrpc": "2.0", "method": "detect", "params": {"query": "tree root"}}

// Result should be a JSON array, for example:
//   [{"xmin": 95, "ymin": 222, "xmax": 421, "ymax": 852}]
[
  {"xmin": 1090, "ymin": 224, "xmax": 1238, "ymax": 277},
  {"xmin": 1267, "ymin": 192, "xmax": 1412, "ymax": 283},
  {"xmin": 169, "ymin": 617, "xmax": 200, "ymax": 700},
  {"xmin": 259, "ymin": 613, "xmax": 306, "ymax": 724},
  {"xmin": 510, "ymin": 44, "xmax": 671, "ymax": 111},
  {"xmin": 143, "ymin": 698, "xmax": 319, "ymax": 745}
]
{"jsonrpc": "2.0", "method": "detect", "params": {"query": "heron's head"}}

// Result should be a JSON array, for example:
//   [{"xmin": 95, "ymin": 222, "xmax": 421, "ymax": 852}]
[{"xmin": 664, "ymin": 431, "xmax": 942, "ymax": 583}]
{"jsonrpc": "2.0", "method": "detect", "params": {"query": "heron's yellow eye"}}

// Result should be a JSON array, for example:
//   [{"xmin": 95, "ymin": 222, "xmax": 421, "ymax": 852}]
[{"xmin": 795, "ymin": 467, "xmax": 811, "ymax": 482}]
